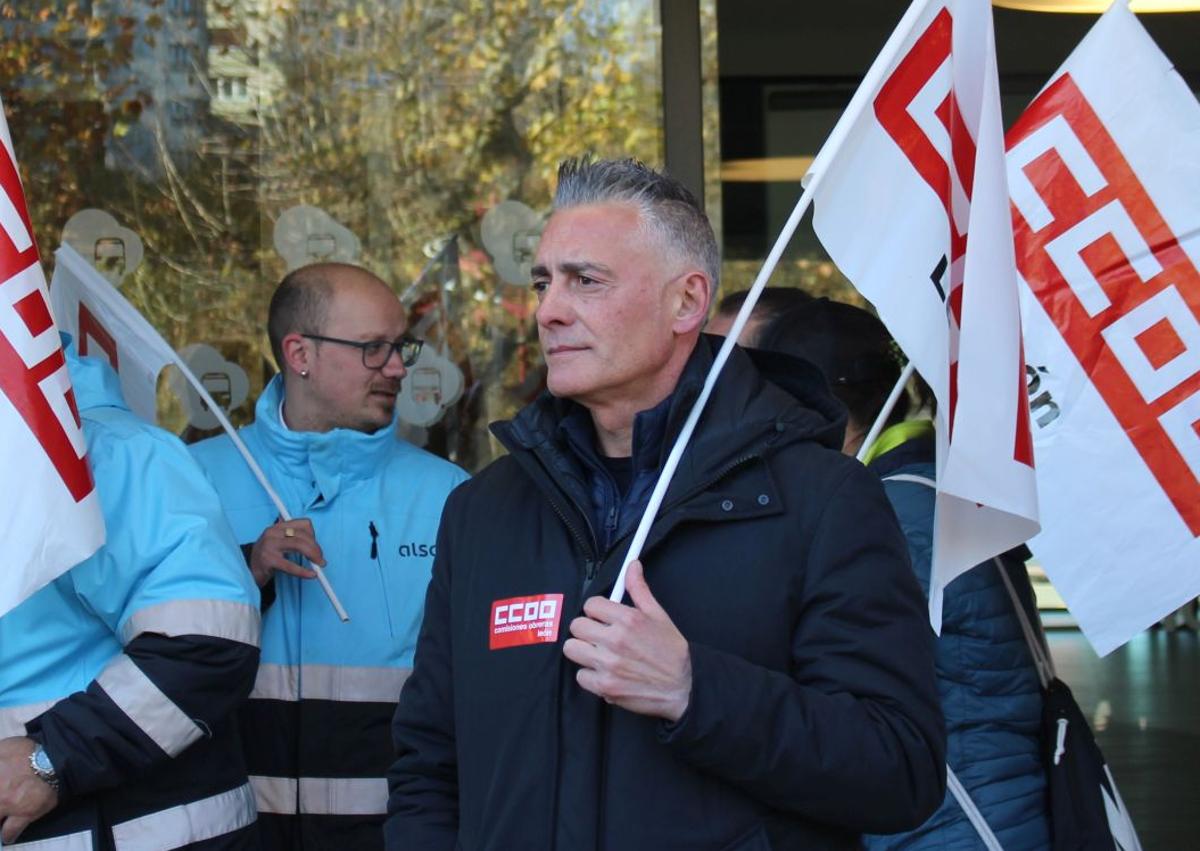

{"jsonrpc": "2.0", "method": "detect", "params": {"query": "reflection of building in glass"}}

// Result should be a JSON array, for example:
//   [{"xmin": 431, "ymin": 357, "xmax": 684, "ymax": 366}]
[
  {"xmin": 206, "ymin": 0, "xmax": 285, "ymax": 125},
  {"xmin": 5, "ymin": 0, "xmax": 668, "ymax": 472},
  {"xmin": 93, "ymin": 0, "xmax": 212, "ymax": 173},
  {"xmin": 0, "ymin": 2, "xmax": 209, "ymax": 176}
]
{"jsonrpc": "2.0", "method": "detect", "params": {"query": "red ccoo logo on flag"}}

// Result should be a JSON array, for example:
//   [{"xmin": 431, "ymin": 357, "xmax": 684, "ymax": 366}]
[{"xmin": 0, "ymin": 138, "xmax": 94, "ymax": 501}]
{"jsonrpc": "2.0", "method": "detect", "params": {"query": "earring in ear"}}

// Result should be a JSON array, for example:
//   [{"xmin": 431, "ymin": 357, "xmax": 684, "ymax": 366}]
[{"xmin": 300, "ymin": 370, "xmax": 310, "ymax": 379}]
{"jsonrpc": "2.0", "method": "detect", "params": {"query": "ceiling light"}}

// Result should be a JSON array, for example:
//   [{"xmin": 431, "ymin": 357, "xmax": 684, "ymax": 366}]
[{"xmin": 994, "ymin": 1, "xmax": 1200, "ymax": 12}]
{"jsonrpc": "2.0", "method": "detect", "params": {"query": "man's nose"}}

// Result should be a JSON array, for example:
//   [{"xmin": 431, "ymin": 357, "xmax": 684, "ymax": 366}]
[
  {"xmin": 380, "ymin": 346, "xmax": 408, "ymax": 379},
  {"xmin": 535, "ymin": 279, "xmax": 572, "ymax": 327}
]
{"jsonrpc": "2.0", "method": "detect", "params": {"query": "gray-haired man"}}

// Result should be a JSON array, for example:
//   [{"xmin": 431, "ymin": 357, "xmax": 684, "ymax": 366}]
[{"xmin": 387, "ymin": 158, "xmax": 945, "ymax": 850}]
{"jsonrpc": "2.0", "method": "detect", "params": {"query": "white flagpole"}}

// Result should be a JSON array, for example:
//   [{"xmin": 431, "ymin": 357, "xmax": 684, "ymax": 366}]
[
  {"xmin": 608, "ymin": 0, "xmax": 935, "ymax": 603},
  {"xmin": 855, "ymin": 361, "xmax": 917, "ymax": 463},
  {"xmin": 608, "ymin": 181, "xmax": 815, "ymax": 602},
  {"xmin": 172, "ymin": 359, "xmax": 350, "ymax": 622}
]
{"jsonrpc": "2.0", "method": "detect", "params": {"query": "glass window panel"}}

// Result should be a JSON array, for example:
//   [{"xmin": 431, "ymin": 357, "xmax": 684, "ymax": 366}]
[{"xmin": 10, "ymin": 0, "xmax": 664, "ymax": 471}]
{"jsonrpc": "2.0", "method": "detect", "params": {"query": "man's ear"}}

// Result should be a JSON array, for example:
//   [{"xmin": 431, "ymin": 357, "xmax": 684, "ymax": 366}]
[
  {"xmin": 280, "ymin": 332, "xmax": 312, "ymax": 377},
  {"xmin": 672, "ymin": 270, "xmax": 712, "ymax": 335}
]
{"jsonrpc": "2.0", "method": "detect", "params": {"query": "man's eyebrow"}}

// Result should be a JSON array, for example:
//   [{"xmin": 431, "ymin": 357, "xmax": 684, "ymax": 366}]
[
  {"xmin": 530, "ymin": 260, "xmax": 615, "ymax": 280},
  {"xmin": 560, "ymin": 261, "xmax": 614, "ymax": 277}
]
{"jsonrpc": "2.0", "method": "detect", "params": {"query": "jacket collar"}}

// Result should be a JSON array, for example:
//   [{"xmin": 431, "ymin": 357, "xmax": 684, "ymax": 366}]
[
  {"xmin": 557, "ymin": 375, "xmax": 675, "ymax": 476},
  {"xmin": 865, "ymin": 420, "xmax": 936, "ymax": 478},
  {"xmin": 251, "ymin": 375, "xmax": 402, "ymax": 499},
  {"xmin": 494, "ymin": 334, "xmax": 847, "ymax": 500}
]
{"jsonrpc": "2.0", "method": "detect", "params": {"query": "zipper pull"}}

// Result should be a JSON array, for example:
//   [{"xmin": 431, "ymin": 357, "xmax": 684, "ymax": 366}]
[
  {"xmin": 1053, "ymin": 717, "xmax": 1069, "ymax": 765},
  {"xmin": 369, "ymin": 521, "xmax": 379, "ymax": 559},
  {"xmin": 579, "ymin": 559, "xmax": 598, "ymax": 597}
]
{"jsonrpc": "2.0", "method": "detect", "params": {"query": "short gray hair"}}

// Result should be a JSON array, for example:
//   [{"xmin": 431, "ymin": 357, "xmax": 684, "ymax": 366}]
[{"xmin": 552, "ymin": 157, "xmax": 719, "ymax": 292}]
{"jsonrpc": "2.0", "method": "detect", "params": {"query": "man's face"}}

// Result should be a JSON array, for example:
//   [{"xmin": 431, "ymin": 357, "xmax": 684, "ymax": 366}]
[
  {"xmin": 305, "ymin": 277, "xmax": 409, "ymax": 433},
  {"xmin": 532, "ymin": 202, "xmax": 689, "ymax": 411}
]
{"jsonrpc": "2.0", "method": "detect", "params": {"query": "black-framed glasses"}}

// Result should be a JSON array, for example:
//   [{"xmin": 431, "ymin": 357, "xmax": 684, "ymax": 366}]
[{"xmin": 302, "ymin": 334, "xmax": 423, "ymax": 369}]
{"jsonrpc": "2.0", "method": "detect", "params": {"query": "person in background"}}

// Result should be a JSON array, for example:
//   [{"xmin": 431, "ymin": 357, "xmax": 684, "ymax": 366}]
[
  {"xmin": 0, "ymin": 337, "xmax": 261, "ymax": 849},
  {"xmin": 704, "ymin": 284, "xmax": 812, "ymax": 344},
  {"xmin": 190, "ymin": 263, "xmax": 468, "ymax": 850},
  {"xmin": 387, "ymin": 158, "xmax": 945, "ymax": 849},
  {"xmin": 757, "ymin": 297, "xmax": 1052, "ymax": 850}
]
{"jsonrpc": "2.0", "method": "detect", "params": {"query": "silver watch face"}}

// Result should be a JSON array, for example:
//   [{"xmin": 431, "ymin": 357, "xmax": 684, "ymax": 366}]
[{"xmin": 32, "ymin": 746, "xmax": 55, "ymax": 776}]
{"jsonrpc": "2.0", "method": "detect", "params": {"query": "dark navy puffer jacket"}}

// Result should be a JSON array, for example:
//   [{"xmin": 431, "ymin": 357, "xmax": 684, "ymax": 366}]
[
  {"xmin": 388, "ymin": 337, "xmax": 946, "ymax": 850},
  {"xmin": 865, "ymin": 431, "xmax": 1051, "ymax": 851}
]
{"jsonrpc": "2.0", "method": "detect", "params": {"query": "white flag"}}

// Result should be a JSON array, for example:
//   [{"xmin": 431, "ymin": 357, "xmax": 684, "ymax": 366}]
[
  {"xmin": 50, "ymin": 242, "xmax": 174, "ymax": 422},
  {"xmin": 51, "ymin": 244, "xmax": 353, "ymax": 622},
  {"xmin": 807, "ymin": 0, "xmax": 1040, "ymax": 628},
  {"xmin": 0, "ymin": 106, "xmax": 105, "ymax": 617},
  {"xmin": 1006, "ymin": 2, "xmax": 1200, "ymax": 655}
]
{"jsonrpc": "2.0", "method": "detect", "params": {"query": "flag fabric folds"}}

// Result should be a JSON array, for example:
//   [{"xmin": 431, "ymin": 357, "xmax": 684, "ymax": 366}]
[
  {"xmin": 807, "ymin": 0, "xmax": 1040, "ymax": 629},
  {"xmin": 1006, "ymin": 1, "xmax": 1200, "ymax": 655},
  {"xmin": 0, "ymin": 106, "xmax": 105, "ymax": 617},
  {"xmin": 50, "ymin": 242, "xmax": 351, "ymax": 621},
  {"xmin": 50, "ymin": 242, "xmax": 174, "ymax": 423}
]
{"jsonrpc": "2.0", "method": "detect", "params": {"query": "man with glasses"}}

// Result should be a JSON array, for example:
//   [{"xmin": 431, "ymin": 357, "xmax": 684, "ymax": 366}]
[{"xmin": 192, "ymin": 262, "xmax": 468, "ymax": 850}]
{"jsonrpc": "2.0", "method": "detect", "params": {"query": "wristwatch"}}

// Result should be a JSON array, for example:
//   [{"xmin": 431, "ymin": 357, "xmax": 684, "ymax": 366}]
[{"xmin": 29, "ymin": 743, "xmax": 60, "ymax": 792}]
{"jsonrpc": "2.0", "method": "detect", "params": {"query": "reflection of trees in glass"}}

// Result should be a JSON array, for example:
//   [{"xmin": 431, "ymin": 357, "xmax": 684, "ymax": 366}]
[{"xmin": 5, "ymin": 0, "xmax": 663, "ymax": 469}]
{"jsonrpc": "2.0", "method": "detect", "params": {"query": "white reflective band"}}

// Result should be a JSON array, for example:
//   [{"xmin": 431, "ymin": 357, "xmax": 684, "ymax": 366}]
[
  {"xmin": 301, "ymin": 776, "xmax": 388, "ymax": 816},
  {"xmin": 97, "ymin": 655, "xmax": 203, "ymax": 757},
  {"xmin": 119, "ymin": 600, "xmax": 261, "ymax": 648},
  {"xmin": 881, "ymin": 473, "xmax": 937, "ymax": 489},
  {"xmin": 250, "ymin": 775, "xmax": 296, "ymax": 815},
  {"xmin": 250, "ymin": 775, "xmax": 388, "ymax": 816},
  {"xmin": 0, "ymin": 700, "xmax": 57, "ymax": 738},
  {"xmin": 6, "ymin": 829, "xmax": 93, "ymax": 850},
  {"xmin": 250, "ymin": 665, "xmax": 298, "ymax": 702},
  {"xmin": 111, "ymin": 781, "xmax": 255, "ymax": 851},
  {"xmin": 251, "ymin": 664, "xmax": 410, "ymax": 703}
]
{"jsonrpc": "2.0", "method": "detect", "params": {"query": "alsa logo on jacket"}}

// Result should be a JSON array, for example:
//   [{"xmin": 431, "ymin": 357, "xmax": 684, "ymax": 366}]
[{"xmin": 489, "ymin": 594, "xmax": 564, "ymax": 650}]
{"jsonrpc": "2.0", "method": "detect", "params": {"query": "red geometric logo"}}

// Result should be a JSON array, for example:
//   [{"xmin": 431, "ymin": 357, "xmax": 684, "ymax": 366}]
[{"xmin": 0, "ymin": 141, "xmax": 94, "ymax": 502}]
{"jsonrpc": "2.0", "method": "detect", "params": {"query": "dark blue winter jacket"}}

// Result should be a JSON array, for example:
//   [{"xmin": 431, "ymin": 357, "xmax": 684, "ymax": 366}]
[
  {"xmin": 387, "ymin": 339, "xmax": 946, "ymax": 850},
  {"xmin": 864, "ymin": 423, "xmax": 1051, "ymax": 851}
]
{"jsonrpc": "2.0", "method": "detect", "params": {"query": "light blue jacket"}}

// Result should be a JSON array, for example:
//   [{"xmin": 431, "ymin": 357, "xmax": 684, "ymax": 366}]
[
  {"xmin": 189, "ymin": 374, "xmax": 467, "ymax": 845},
  {"xmin": 0, "ymin": 340, "xmax": 261, "ymax": 848},
  {"xmin": 190, "ymin": 374, "xmax": 468, "ymax": 675}
]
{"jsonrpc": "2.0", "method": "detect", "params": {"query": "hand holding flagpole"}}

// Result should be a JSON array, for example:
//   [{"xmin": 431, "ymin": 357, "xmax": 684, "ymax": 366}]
[{"xmin": 171, "ymin": 355, "xmax": 349, "ymax": 622}]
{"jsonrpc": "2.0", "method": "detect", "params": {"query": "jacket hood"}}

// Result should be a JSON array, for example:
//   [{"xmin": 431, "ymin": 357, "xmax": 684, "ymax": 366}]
[
  {"xmin": 249, "ymin": 374, "xmax": 409, "ymax": 495},
  {"xmin": 63, "ymin": 333, "xmax": 130, "ymax": 415},
  {"xmin": 496, "ymin": 333, "xmax": 847, "ymax": 477}
]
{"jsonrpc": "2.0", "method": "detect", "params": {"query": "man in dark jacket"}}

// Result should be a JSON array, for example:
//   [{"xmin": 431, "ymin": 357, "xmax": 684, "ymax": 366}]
[{"xmin": 386, "ymin": 158, "xmax": 946, "ymax": 850}]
